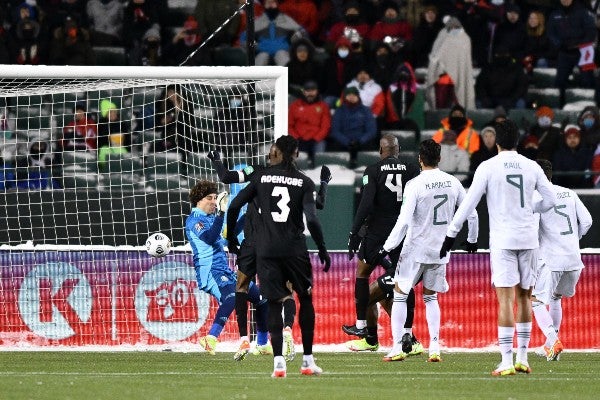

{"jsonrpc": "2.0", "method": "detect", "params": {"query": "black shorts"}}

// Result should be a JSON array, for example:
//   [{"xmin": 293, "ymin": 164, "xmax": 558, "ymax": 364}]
[
  {"xmin": 236, "ymin": 241, "xmax": 257, "ymax": 278},
  {"xmin": 256, "ymin": 253, "xmax": 312, "ymax": 301},
  {"xmin": 358, "ymin": 235, "xmax": 401, "ymax": 267}
]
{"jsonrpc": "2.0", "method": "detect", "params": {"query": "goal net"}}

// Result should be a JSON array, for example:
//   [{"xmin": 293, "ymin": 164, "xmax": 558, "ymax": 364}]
[{"xmin": 0, "ymin": 65, "xmax": 287, "ymax": 347}]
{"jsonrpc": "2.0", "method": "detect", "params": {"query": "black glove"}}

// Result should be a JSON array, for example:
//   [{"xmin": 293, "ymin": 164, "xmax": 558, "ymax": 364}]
[
  {"xmin": 372, "ymin": 246, "xmax": 389, "ymax": 267},
  {"xmin": 318, "ymin": 247, "xmax": 331, "ymax": 272},
  {"xmin": 464, "ymin": 240, "xmax": 478, "ymax": 254},
  {"xmin": 320, "ymin": 165, "xmax": 332, "ymax": 184},
  {"xmin": 207, "ymin": 150, "xmax": 220, "ymax": 162},
  {"xmin": 227, "ymin": 235, "xmax": 240, "ymax": 255},
  {"xmin": 439, "ymin": 236, "xmax": 456, "ymax": 258},
  {"xmin": 347, "ymin": 232, "xmax": 361, "ymax": 260}
]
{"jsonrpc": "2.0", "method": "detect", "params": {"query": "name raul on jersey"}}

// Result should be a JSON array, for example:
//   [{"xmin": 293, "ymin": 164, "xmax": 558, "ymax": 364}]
[
  {"xmin": 425, "ymin": 180, "xmax": 452, "ymax": 190},
  {"xmin": 261, "ymin": 175, "xmax": 304, "ymax": 187},
  {"xmin": 381, "ymin": 164, "xmax": 406, "ymax": 171},
  {"xmin": 504, "ymin": 162, "xmax": 522, "ymax": 169}
]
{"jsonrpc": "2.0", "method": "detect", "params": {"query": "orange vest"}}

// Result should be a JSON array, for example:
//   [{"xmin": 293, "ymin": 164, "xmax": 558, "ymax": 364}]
[{"xmin": 433, "ymin": 117, "xmax": 480, "ymax": 155}]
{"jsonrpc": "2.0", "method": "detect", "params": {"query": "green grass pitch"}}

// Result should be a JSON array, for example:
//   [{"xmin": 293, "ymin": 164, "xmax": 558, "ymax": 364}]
[{"xmin": 1, "ymin": 351, "xmax": 599, "ymax": 400}]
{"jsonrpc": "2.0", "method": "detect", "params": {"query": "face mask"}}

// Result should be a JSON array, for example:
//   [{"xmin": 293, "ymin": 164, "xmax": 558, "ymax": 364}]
[
  {"xmin": 491, "ymin": 0, "xmax": 504, "ymax": 5},
  {"xmin": 337, "ymin": 49, "xmax": 349, "ymax": 58},
  {"xmin": 537, "ymin": 116, "xmax": 552, "ymax": 128},
  {"xmin": 265, "ymin": 8, "xmax": 279, "ymax": 20},
  {"xmin": 448, "ymin": 116, "xmax": 466, "ymax": 132},
  {"xmin": 583, "ymin": 117, "xmax": 595, "ymax": 129},
  {"xmin": 345, "ymin": 15, "xmax": 360, "ymax": 25}
]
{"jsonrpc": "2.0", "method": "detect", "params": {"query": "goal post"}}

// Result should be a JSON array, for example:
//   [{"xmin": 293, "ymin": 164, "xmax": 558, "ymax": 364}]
[{"xmin": 0, "ymin": 65, "xmax": 287, "ymax": 347}]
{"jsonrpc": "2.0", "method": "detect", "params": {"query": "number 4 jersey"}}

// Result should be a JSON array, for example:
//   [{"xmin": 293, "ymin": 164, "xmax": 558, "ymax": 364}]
[
  {"xmin": 351, "ymin": 156, "xmax": 420, "ymax": 238},
  {"xmin": 229, "ymin": 164, "xmax": 325, "ymax": 258}
]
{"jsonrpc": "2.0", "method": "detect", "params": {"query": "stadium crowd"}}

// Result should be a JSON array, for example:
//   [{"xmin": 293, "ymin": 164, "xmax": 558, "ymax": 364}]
[{"xmin": 1, "ymin": 0, "xmax": 600, "ymax": 189}]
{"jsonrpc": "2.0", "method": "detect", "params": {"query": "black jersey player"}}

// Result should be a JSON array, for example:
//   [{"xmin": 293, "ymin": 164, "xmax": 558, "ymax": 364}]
[
  {"xmin": 343, "ymin": 134, "xmax": 423, "ymax": 355},
  {"xmin": 226, "ymin": 135, "xmax": 330, "ymax": 378}
]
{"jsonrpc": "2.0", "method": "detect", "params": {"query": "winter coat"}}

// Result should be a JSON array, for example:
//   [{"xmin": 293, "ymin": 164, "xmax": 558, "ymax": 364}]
[
  {"xmin": 252, "ymin": 13, "xmax": 302, "ymax": 57},
  {"xmin": 330, "ymin": 101, "xmax": 377, "ymax": 146},
  {"xmin": 346, "ymin": 79, "xmax": 385, "ymax": 117},
  {"xmin": 288, "ymin": 97, "xmax": 331, "ymax": 142},
  {"xmin": 553, "ymin": 144, "xmax": 593, "ymax": 188},
  {"xmin": 547, "ymin": 1, "xmax": 596, "ymax": 52},
  {"xmin": 86, "ymin": 0, "xmax": 124, "ymax": 38}
]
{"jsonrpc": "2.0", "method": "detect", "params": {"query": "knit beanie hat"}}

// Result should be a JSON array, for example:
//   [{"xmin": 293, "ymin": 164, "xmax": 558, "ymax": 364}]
[{"xmin": 535, "ymin": 106, "xmax": 554, "ymax": 120}]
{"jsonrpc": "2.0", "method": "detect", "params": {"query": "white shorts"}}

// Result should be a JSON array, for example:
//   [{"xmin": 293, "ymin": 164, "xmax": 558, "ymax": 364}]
[
  {"xmin": 489, "ymin": 248, "xmax": 536, "ymax": 289},
  {"xmin": 394, "ymin": 253, "xmax": 449, "ymax": 294},
  {"xmin": 532, "ymin": 263, "xmax": 582, "ymax": 304}
]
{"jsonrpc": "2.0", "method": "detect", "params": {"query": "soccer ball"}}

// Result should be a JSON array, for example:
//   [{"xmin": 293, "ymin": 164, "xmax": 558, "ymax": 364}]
[{"xmin": 145, "ymin": 232, "xmax": 172, "ymax": 257}]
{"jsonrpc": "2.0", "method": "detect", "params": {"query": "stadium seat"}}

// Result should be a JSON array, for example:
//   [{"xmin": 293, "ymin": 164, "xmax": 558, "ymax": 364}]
[
  {"xmin": 145, "ymin": 152, "xmax": 182, "ymax": 175},
  {"xmin": 148, "ymin": 173, "xmax": 188, "ymax": 191},
  {"xmin": 106, "ymin": 153, "xmax": 144, "ymax": 175},
  {"xmin": 212, "ymin": 47, "xmax": 248, "ymax": 66},
  {"xmin": 15, "ymin": 115, "xmax": 53, "ymax": 131},
  {"xmin": 468, "ymin": 109, "xmax": 494, "ymax": 130},
  {"xmin": 421, "ymin": 129, "xmax": 437, "ymax": 141},
  {"xmin": 381, "ymin": 129, "xmax": 418, "ymax": 152},
  {"xmin": 314, "ymin": 152, "xmax": 350, "ymax": 167},
  {"xmin": 553, "ymin": 109, "xmax": 580, "ymax": 126},
  {"xmin": 62, "ymin": 165, "xmax": 98, "ymax": 189},
  {"xmin": 507, "ymin": 109, "xmax": 535, "ymax": 131},
  {"xmin": 62, "ymin": 151, "xmax": 98, "ymax": 173},
  {"xmin": 356, "ymin": 151, "xmax": 380, "ymax": 167},
  {"xmin": 424, "ymin": 109, "xmax": 450, "ymax": 129},
  {"xmin": 565, "ymin": 88, "xmax": 595, "ymax": 104},
  {"xmin": 93, "ymin": 46, "xmax": 128, "ymax": 66},
  {"xmin": 527, "ymin": 88, "xmax": 560, "ymax": 109},
  {"xmin": 531, "ymin": 68, "xmax": 556, "ymax": 88}
]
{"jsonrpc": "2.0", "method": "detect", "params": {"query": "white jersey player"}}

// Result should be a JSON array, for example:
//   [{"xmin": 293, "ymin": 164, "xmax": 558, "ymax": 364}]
[
  {"xmin": 381, "ymin": 139, "xmax": 478, "ymax": 362},
  {"xmin": 440, "ymin": 120, "xmax": 556, "ymax": 376},
  {"xmin": 531, "ymin": 159, "xmax": 592, "ymax": 361}
]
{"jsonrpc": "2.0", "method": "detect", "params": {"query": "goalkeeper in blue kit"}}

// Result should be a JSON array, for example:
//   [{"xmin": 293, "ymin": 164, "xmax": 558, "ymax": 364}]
[{"xmin": 185, "ymin": 179, "xmax": 269, "ymax": 355}]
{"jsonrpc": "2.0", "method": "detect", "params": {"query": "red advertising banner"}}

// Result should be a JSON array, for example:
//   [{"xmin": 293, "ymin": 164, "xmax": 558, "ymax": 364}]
[{"xmin": 1, "ymin": 251, "xmax": 598, "ymax": 349}]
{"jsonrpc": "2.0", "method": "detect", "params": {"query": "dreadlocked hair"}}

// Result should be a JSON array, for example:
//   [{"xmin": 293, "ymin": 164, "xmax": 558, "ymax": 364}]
[
  {"xmin": 189, "ymin": 180, "xmax": 218, "ymax": 205},
  {"xmin": 275, "ymin": 135, "xmax": 299, "ymax": 171}
]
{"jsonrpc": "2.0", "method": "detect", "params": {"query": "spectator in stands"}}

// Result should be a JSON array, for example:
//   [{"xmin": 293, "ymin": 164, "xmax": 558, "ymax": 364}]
[
  {"xmin": 491, "ymin": 3, "xmax": 528, "ymax": 64},
  {"xmin": 425, "ymin": 16, "xmax": 475, "ymax": 110},
  {"xmin": 123, "ymin": 0, "xmax": 160, "ymax": 61},
  {"xmin": 129, "ymin": 24, "xmax": 162, "ymax": 66},
  {"xmin": 346, "ymin": 65, "xmax": 385, "ymax": 126},
  {"xmin": 366, "ymin": 1, "xmax": 412, "ymax": 53},
  {"xmin": 288, "ymin": 80, "xmax": 331, "ymax": 168},
  {"xmin": 524, "ymin": 9, "xmax": 556, "ymax": 70},
  {"xmin": 0, "ymin": 108, "xmax": 16, "ymax": 139},
  {"xmin": 154, "ymin": 84, "xmax": 193, "ymax": 153},
  {"xmin": 241, "ymin": 0, "xmax": 304, "ymax": 66},
  {"xmin": 482, "ymin": 106, "xmax": 507, "ymax": 129},
  {"xmin": 329, "ymin": 86, "xmax": 377, "ymax": 168},
  {"xmin": 438, "ymin": 129, "xmax": 470, "ymax": 183},
  {"xmin": 213, "ymin": 94, "xmax": 256, "ymax": 167},
  {"xmin": 475, "ymin": 46, "xmax": 528, "ymax": 111},
  {"xmin": 286, "ymin": 38, "xmax": 323, "ymax": 99},
  {"xmin": 196, "ymin": 0, "xmax": 241, "ymax": 48},
  {"xmin": 279, "ymin": 0, "xmax": 320, "ymax": 40},
  {"xmin": 454, "ymin": 0, "xmax": 501, "ymax": 68},
  {"xmin": 547, "ymin": 0, "xmax": 596, "ymax": 107},
  {"xmin": 9, "ymin": 15, "xmax": 43, "ymax": 64},
  {"xmin": 519, "ymin": 134, "xmax": 540, "ymax": 160},
  {"xmin": 384, "ymin": 61, "xmax": 420, "ymax": 137},
  {"xmin": 553, "ymin": 124, "xmax": 593, "ymax": 188},
  {"xmin": 44, "ymin": 0, "xmax": 89, "ymax": 33},
  {"xmin": 61, "ymin": 102, "xmax": 97, "ymax": 152},
  {"xmin": 97, "ymin": 99, "xmax": 131, "ymax": 150},
  {"xmin": 49, "ymin": 16, "xmax": 95, "ymax": 65},
  {"xmin": 322, "ymin": 35, "xmax": 367, "ymax": 108},
  {"xmin": 97, "ymin": 133, "xmax": 129, "ymax": 173},
  {"xmin": 467, "ymin": 124, "xmax": 497, "ymax": 185},
  {"xmin": 369, "ymin": 41, "xmax": 398, "ymax": 91},
  {"xmin": 86, "ymin": 0, "xmax": 124, "ymax": 46},
  {"xmin": 520, "ymin": 106, "xmax": 562, "ymax": 160},
  {"xmin": 163, "ymin": 15, "xmax": 207, "ymax": 66},
  {"xmin": 577, "ymin": 105, "xmax": 600, "ymax": 148},
  {"xmin": 325, "ymin": 1, "xmax": 370, "ymax": 53},
  {"xmin": 409, "ymin": 4, "xmax": 443, "ymax": 69},
  {"xmin": 433, "ymin": 105, "xmax": 480, "ymax": 155},
  {"xmin": 16, "ymin": 139, "xmax": 60, "ymax": 190}
]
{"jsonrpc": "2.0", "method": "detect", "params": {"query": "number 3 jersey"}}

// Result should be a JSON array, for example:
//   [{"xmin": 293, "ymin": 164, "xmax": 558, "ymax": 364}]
[
  {"xmin": 230, "ymin": 164, "xmax": 325, "ymax": 258},
  {"xmin": 448, "ymin": 150, "xmax": 556, "ymax": 250},
  {"xmin": 351, "ymin": 156, "xmax": 420, "ymax": 239}
]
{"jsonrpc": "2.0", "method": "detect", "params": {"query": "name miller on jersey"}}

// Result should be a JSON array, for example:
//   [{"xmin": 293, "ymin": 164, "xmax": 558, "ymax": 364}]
[
  {"xmin": 425, "ymin": 180, "xmax": 453, "ymax": 190},
  {"xmin": 261, "ymin": 175, "xmax": 304, "ymax": 187},
  {"xmin": 381, "ymin": 164, "xmax": 407, "ymax": 171}
]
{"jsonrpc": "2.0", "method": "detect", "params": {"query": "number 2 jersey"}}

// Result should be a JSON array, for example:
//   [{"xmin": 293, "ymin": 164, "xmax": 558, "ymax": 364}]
[
  {"xmin": 448, "ymin": 150, "xmax": 556, "ymax": 250},
  {"xmin": 351, "ymin": 156, "xmax": 420, "ymax": 239},
  {"xmin": 533, "ymin": 184, "xmax": 593, "ymax": 271},
  {"xmin": 227, "ymin": 164, "xmax": 326, "ymax": 257}
]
